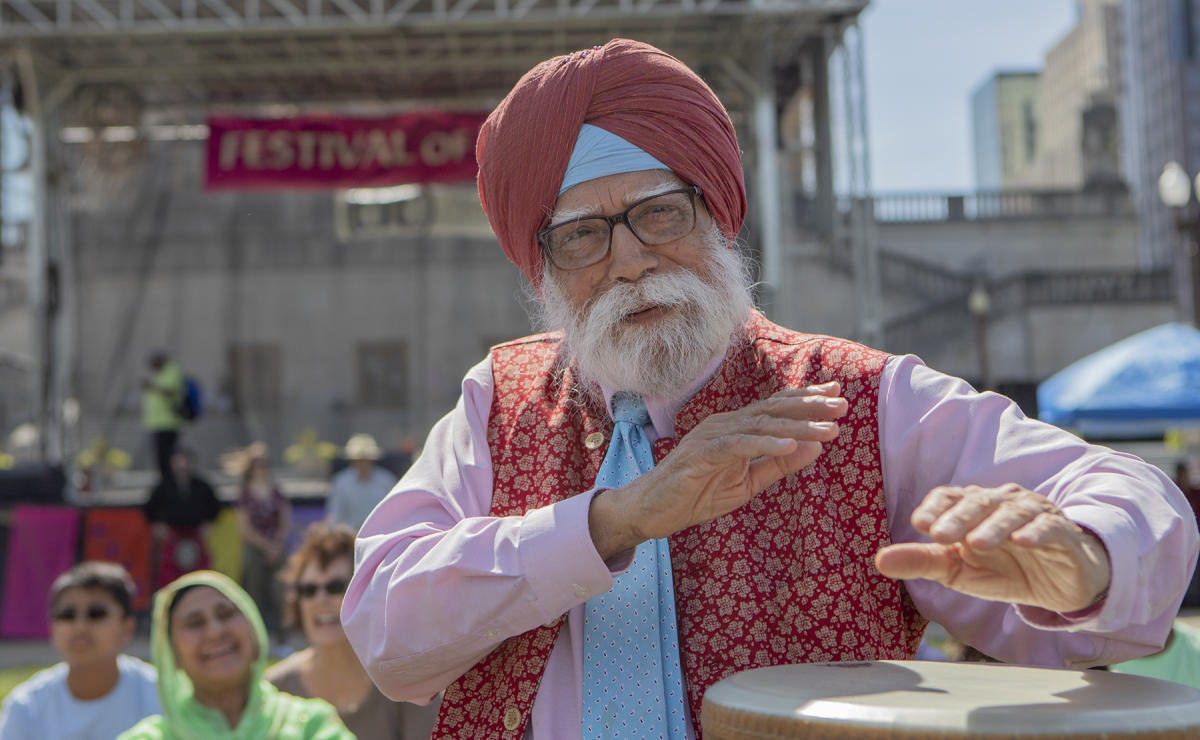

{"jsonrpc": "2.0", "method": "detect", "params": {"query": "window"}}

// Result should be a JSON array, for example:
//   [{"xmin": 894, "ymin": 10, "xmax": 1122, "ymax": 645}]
[
  {"xmin": 334, "ymin": 185, "xmax": 434, "ymax": 241},
  {"xmin": 357, "ymin": 342, "xmax": 408, "ymax": 408}
]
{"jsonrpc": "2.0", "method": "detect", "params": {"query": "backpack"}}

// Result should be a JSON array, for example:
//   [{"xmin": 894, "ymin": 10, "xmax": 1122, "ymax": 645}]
[{"xmin": 178, "ymin": 375, "xmax": 204, "ymax": 422}]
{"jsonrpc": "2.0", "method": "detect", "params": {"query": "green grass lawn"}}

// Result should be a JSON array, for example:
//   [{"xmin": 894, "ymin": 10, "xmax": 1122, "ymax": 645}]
[
  {"xmin": 0, "ymin": 664, "xmax": 45, "ymax": 701},
  {"xmin": 0, "ymin": 658, "xmax": 284, "ymax": 702}
]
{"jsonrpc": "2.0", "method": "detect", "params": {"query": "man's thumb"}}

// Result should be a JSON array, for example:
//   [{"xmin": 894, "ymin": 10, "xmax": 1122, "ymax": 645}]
[{"xmin": 875, "ymin": 542, "xmax": 955, "ymax": 583}]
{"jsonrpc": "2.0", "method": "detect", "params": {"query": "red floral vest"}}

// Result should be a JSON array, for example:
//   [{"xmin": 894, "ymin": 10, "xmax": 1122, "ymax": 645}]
[{"xmin": 432, "ymin": 313, "xmax": 927, "ymax": 739}]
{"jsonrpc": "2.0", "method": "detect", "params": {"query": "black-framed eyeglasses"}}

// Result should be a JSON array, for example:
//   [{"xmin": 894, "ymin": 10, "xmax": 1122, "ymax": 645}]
[
  {"xmin": 537, "ymin": 185, "xmax": 703, "ymax": 271},
  {"xmin": 296, "ymin": 578, "xmax": 349, "ymax": 600},
  {"xmin": 52, "ymin": 604, "xmax": 114, "ymax": 622}
]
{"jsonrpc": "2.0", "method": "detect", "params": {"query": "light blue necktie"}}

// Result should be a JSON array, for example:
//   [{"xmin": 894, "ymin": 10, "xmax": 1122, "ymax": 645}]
[{"xmin": 582, "ymin": 393, "xmax": 689, "ymax": 739}]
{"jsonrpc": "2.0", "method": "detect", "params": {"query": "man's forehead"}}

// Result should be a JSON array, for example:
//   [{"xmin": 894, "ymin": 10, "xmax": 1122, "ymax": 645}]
[{"xmin": 550, "ymin": 171, "xmax": 685, "ymax": 222}]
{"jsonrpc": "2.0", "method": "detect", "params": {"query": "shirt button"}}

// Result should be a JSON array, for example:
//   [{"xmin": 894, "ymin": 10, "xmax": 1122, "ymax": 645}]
[
  {"xmin": 484, "ymin": 628, "xmax": 498, "ymax": 641},
  {"xmin": 573, "ymin": 583, "xmax": 588, "ymax": 598},
  {"xmin": 584, "ymin": 432, "xmax": 605, "ymax": 449},
  {"xmin": 503, "ymin": 706, "xmax": 522, "ymax": 731}
]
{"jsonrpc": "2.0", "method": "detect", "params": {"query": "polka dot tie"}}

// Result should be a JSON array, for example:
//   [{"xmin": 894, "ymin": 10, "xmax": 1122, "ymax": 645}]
[{"xmin": 582, "ymin": 393, "xmax": 689, "ymax": 739}]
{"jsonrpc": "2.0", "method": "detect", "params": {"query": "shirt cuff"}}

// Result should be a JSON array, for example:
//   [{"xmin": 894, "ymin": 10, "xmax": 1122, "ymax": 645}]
[
  {"xmin": 519, "ymin": 490, "xmax": 620, "ymax": 624},
  {"xmin": 1015, "ymin": 504, "xmax": 1133, "ymax": 632}
]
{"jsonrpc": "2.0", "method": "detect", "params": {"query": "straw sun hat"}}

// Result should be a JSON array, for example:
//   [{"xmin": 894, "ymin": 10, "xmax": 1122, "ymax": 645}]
[{"xmin": 343, "ymin": 433, "xmax": 382, "ymax": 461}]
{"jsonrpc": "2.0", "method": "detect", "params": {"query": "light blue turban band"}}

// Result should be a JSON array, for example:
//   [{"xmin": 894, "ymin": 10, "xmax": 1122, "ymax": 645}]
[{"xmin": 558, "ymin": 123, "xmax": 671, "ymax": 195}]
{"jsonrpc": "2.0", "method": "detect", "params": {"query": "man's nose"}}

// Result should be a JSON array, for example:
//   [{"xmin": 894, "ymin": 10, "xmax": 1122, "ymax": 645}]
[{"xmin": 606, "ymin": 222, "xmax": 657, "ymax": 282}]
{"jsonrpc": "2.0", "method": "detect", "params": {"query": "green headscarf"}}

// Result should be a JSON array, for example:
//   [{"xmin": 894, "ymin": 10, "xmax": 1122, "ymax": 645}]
[{"xmin": 117, "ymin": 570, "xmax": 353, "ymax": 740}]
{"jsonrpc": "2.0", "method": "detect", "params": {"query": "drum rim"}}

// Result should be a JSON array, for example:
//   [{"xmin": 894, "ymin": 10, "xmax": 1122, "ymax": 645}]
[{"xmin": 701, "ymin": 660, "xmax": 1200, "ymax": 736}]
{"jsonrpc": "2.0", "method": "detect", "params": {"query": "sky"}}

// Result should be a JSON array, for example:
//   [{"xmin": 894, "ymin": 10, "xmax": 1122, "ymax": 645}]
[{"xmin": 860, "ymin": 0, "xmax": 1079, "ymax": 193}]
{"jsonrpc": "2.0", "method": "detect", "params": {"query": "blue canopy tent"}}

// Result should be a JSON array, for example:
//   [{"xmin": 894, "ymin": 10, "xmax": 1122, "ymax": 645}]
[{"xmin": 1038, "ymin": 323, "xmax": 1200, "ymax": 437}]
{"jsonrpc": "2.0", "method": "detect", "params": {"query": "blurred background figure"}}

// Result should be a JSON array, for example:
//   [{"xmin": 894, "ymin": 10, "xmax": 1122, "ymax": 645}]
[
  {"xmin": 118, "ymin": 571, "xmax": 351, "ymax": 739},
  {"xmin": 267, "ymin": 522, "xmax": 439, "ymax": 739},
  {"xmin": 143, "ymin": 448, "xmax": 222, "ymax": 589},
  {"xmin": 1177, "ymin": 461, "xmax": 1199, "ymax": 524},
  {"xmin": 233, "ymin": 443, "xmax": 291, "ymax": 641},
  {"xmin": 0, "ymin": 562, "xmax": 159, "ymax": 739},
  {"xmin": 140, "ymin": 351, "xmax": 184, "ymax": 484},
  {"xmin": 325, "ymin": 434, "xmax": 398, "ymax": 532},
  {"xmin": 1111, "ymin": 619, "xmax": 1200, "ymax": 691},
  {"xmin": 1177, "ymin": 461, "xmax": 1200, "ymax": 607}
]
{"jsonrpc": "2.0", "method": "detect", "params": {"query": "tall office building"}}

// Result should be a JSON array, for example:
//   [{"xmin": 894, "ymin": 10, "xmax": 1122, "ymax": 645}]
[
  {"xmin": 971, "ymin": 0, "xmax": 1124, "ymax": 192},
  {"xmin": 1031, "ymin": 0, "xmax": 1125, "ymax": 189},
  {"xmin": 971, "ymin": 71, "xmax": 1040, "ymax": 190},
  {"xmin": 1122, "ymin": 0, "xmax": 1200, "ymax": 277}
]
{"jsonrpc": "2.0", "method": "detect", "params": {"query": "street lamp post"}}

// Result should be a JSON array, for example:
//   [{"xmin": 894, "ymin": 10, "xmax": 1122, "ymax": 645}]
[
  {"xmin": 1157, "ymin": 161, "xmax": 1200, "ymax": 326},
  {"xmin": 967, "ymin": 283, "xmax": 992, "ymax": 391}
]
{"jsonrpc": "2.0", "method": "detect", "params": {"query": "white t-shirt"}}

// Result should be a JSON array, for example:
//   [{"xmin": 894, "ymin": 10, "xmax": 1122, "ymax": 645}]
[{"xmin": 0, "ymin": 654, "xmax": 159, "ymax": 740}]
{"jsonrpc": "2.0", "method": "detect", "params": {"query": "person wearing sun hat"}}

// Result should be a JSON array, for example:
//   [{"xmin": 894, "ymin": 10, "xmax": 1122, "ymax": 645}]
[
  {"xmin": 325, "ymin": 434, "xmax": 399, "ymax": 532},
  {"xmin": 342, "ymin": 38, "xmax": 1196, "ymax": 740}
]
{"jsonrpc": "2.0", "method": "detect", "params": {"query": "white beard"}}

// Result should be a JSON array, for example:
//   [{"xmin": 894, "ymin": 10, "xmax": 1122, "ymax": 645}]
[{"xmin": 536, "ymin": 227, "xmax": 755, "ymax": 400}]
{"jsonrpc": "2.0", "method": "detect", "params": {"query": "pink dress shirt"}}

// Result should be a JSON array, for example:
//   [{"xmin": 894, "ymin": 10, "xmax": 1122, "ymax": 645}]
[{"xmin": 343, "ymin": 353, "xmax": 1198, "ymax": 740}]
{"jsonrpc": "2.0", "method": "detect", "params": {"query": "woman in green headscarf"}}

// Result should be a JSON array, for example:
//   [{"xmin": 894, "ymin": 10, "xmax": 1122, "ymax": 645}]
[{"xmin": 118, "ymin": 570, "xmax": 353, "ymax": 739}]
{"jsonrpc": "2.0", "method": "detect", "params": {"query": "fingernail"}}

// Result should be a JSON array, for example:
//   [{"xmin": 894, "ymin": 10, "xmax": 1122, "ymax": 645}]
[{"xmin": 811, "ymin": 421, "xmax": 837, "ymax": 430}]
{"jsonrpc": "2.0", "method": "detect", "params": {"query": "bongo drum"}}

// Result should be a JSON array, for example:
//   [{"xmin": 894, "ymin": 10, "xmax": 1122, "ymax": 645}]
[{"xmin": 701, "ymin": 660, "xmax": 1200, "ymax": 739}]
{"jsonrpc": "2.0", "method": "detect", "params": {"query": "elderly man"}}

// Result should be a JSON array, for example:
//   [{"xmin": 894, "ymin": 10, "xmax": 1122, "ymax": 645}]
[{"xmin": 343, "ymin": 40, "xmax": 1197, "ymax": 740}]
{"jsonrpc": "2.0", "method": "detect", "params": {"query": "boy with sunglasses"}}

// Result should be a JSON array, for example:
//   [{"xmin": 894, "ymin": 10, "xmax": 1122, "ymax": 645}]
[{"xmin": 0, "ymin": 562, "xmax": 160, "ymax": 740}]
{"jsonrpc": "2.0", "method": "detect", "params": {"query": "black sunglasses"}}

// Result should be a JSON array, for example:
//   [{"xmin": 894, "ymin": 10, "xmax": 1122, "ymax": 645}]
[
  {"xmin": 53, "ymin": 604, "xmax": 114, "ymax": 622},
  {"xmin": 296, "ymin": 578, "xmax": 349, "ymax": 600}
]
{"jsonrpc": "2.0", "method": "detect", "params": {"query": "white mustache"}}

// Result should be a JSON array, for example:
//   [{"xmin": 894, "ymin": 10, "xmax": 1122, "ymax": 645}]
[
  {"xmin": 581, "ymin": 270, "xmax": 706, "ymax": 337},
  {"xmin": 537, "ymin": 229, "xmax": 754, "ymax": 399}
]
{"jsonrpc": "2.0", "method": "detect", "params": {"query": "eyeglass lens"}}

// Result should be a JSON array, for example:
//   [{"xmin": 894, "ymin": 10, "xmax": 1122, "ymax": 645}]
[
  {"xmin": 53, "ymin": 604, "xmax": 112, "ymax": 622},
  {"xmin": 541, "ymin": 187, "xmax": 698, "ymax": 270},
  {"xmin": 297, "ymin": 578, "xmax": 349, "ymax": 599}
]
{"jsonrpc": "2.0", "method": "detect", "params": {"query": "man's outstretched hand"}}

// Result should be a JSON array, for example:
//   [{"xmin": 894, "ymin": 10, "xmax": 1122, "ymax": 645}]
[{"xmin": 875, "ymin": 484, "xmax": 1111, "ymax": 614}]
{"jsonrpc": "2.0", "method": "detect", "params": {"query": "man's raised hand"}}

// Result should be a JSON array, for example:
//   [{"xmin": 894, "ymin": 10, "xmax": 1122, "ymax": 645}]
[{"xmin": 589, "ymin": 382, "xmax": 847, "ymax": 560}]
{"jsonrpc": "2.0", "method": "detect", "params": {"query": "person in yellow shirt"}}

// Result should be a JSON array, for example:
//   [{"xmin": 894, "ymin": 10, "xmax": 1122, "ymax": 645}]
[{"xmin": 141, "ymin": 351, "xmax": 183, "ymax": 483}]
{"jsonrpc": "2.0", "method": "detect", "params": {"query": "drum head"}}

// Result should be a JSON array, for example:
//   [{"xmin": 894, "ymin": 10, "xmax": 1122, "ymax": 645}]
[{"xmin": 702, "ymin": 660, "xmax": 1200, "ymax": 739}]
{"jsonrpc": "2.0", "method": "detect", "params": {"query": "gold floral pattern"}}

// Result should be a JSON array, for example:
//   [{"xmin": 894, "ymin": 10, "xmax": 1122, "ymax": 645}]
[{"xmin": 432, "ymin": 314, "xmax": 926, "ymax": 740}]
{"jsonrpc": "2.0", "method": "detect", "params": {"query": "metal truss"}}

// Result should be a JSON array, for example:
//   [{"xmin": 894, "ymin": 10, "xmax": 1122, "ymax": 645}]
[
  {"xmin": 2, "ymin": 0, "xmax": 864, "ymax": 35},
  {"xmin": 7, "ymin": 13, "xmax": 858, "ymax": 119}
]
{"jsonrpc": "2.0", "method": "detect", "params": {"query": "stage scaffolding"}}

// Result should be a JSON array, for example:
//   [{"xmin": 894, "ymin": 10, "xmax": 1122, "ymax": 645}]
[{"xmin": 1, "ymin": 0, "xmax": 873, "ymax": 461}]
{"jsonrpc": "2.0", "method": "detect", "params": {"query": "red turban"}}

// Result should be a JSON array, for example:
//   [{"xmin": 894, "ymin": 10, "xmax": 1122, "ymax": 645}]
[{"xmin": 476, "ymin": 38, "xmax": 747, "ymax": 288}]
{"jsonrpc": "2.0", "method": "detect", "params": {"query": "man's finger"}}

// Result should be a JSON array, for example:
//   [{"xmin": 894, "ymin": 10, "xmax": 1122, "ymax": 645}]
[
  {"xmin": 874, "ymin": 542, "xmax": 958, "ymax": 583},
  {"xmin": 1010, "ymin": 512, "xmax": 1076, "ymax": 548},
  {"xmin": 768, "ymin": 382, "xmax": 842, "ymax": 399},
  {"xmin": 928, "ymin": 494, "xmax": 1011, "ymax": 544},
  {"xmin": 707, "ymin": 413, "xmax": 843, "ymax": 443},
  {"xmin": 730, "ymin": 394, "xmax": 848, "ymax": 426},
  {"xmin": 910, "ymin": 486, "xmax": 968, "ymax": 535},
  {"xmin": 964, "ymin": 501, "xmax": 1044, "ymax": 550}
]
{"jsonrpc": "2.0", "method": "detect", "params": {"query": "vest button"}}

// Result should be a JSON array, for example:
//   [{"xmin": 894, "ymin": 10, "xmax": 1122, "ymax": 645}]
[
  {"xmin": 584, "ymin": 431, "xmax": 605, "ymax": 449},
  {"xmin": 503, "ymin": 706, "xmax": 522, "ymax": 731}
]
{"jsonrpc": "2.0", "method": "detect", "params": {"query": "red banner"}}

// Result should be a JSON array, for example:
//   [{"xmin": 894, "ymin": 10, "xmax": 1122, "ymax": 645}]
[{"xmin": 205, "ymin": 112, "xmax": 489, "ymax": 191}]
